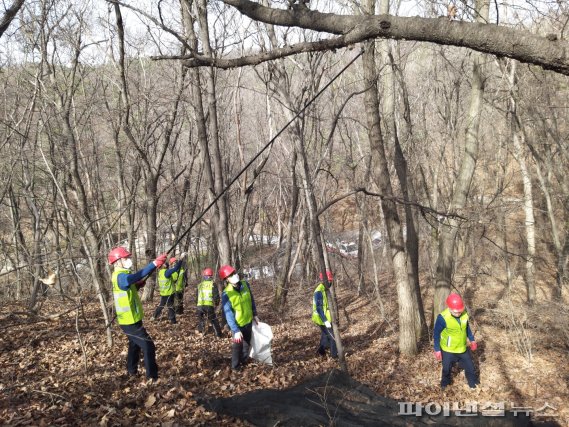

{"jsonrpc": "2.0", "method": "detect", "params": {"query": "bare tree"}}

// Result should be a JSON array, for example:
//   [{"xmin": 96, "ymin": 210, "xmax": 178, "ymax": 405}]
[
  {"xmin": 379, "ymin": 0, "xmax": 426, "ymax": 337},
  {"xmin": 0, "ymin": 0, "xmax": 25, "ymax": 39},
  {"xmin": 505, "ymin": 60, "xmax": 536, "ymax": 304},
  {"xmin": 524, "ymin": 74, "xmax": 569, "ymax": 298},
  {"xmin": 112, "ymin": 3, "xmax": 189, "ymax": 301},
  {"xmin": 361, "ymin": 0, "xmax": 421, "ymax": 355},
  {"xmin": 433, "ymin": 0, "xmax": 489, "ymax": 319},
  {"xmin": 180, "ymin": 0, "xmax": 232, "ymax": 268}
]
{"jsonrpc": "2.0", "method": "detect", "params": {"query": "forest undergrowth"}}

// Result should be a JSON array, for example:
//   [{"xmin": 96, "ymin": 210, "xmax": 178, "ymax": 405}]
[{"xmin": 1, "ymin": 268, "xmax": 568, "ymax": 426}]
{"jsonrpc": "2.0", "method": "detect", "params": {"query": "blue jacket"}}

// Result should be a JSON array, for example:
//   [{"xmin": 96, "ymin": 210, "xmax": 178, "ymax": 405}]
[
  {"xmin": 314, "ymin": 290, "xmax": 327, "ymax": 323},
  {"xmin": 164, "ymin": 261, "xmax": 183, "ymax": 279},
  {"xmin": 116, "ymin": 260, "xmax": 183, "ymax": 291},
  {"xmin": 116, "ymin": 262, "xmax": 156, "ymax": 290},
  {"xmin": 433, "ymin": 313, "xmax": 475, "ymax": 352}
]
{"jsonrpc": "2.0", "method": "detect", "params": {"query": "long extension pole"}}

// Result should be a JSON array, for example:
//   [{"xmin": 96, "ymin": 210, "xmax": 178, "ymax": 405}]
[{"xmin": 167, "ymin": 49, "xmax": 364, "ymax": 255}]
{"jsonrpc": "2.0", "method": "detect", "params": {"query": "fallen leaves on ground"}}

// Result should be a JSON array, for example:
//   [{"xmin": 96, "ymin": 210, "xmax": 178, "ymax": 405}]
[{"xmin": 1, "ymin": 276, "xmax": 568, "ymax": 425}]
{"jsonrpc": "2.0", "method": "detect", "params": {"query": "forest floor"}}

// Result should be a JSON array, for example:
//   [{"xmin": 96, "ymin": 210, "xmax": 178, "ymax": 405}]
[{"xmin": 1, "ymin": 270, "xmax": 568, "ymax": 426}]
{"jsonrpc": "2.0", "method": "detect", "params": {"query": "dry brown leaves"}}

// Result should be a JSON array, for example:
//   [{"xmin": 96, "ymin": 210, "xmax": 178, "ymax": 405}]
[{"xmin": 1, "ymin": 275, "xmax": 568, "ymax": 425}]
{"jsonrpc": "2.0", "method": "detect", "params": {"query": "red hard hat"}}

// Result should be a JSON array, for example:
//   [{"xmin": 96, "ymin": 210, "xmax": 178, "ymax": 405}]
[
  {"xmin": 108, "ymin": 247, "xmax": 131, "ymax": 265},
  {"xmin": 446, "ymin": 293, "xmax": 465, "ymax": 311},
  {"xmin": 219, "ymin": 265, "xmax": 236, "ymax": 280},
  {"xmin": 169, "ymin": 257, "xmax": 177, "ymax": 265},
  {"xmin": 202, "ymin": 267, "xmax": 214, "ymax": 277},
  {"xmin": 319, "ymin": 270, "xmax": 334, "ymax": 282}
]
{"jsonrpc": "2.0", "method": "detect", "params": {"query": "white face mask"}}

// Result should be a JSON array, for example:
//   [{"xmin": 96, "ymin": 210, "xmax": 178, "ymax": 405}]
[
  {"xmin": 122, "ymin": 258, "xmax": 133, "ymax": 270},
  {"xmin": 228, "ymin": 274, "xmax": 240, "ymax": 285}
]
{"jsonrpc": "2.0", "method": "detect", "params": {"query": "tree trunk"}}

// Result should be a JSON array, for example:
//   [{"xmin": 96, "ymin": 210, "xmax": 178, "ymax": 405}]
[
  {"xmin": 9, "ymin": 185, "xmax": 29, "ymax": 301},
  {"xmin": 181, "ymin": 0, "xmax": 232, "ymax": 267},
  {"xmin": 142, "ymin": 177, "xmax": 159, "ymax": 301},
  {"xmin": 195, "ymin": 0, "xmax": 232, "ymax": 265},
  {"xmin": 274, "ymin": 150, "xmax": 299, "ymax": 310},
  {"xmin": 528, "ymin": 135, "xmax": 569, "ymax": 298},
  {"xmin": 0, "ymin": 0, "xmax": 25, "ymax": 39},
  {"xmin": 433, "ymin": 0, "xmax": 488, "ymax": 320},
  {"xmin": 380, "ymin": 0, "xmax": 426, "ymax": 339},
  {"xmin": 362, "ymin": 0, "xmax": 418, "ymax": 356},
  {"xmin": 507, "ymin": 60, "xmax": 536, "ymax": 304}
]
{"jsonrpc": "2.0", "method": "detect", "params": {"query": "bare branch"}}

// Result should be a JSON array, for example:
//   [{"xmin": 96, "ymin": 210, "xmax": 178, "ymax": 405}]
[
  {"xmin": 0, "ymin": 0, "xmax": 25, "ymax": 39},
  {"xmin": 316, "ymin": 188, "xmax": 467, "ymax": 221},
  {"xmin": 221, "ymin": 0, "xmax": 569, "ymax": 76},
  {"xmin": 154, "ymin": 36, "xmax": 350, "ymax": 68},
  {"xmin": 106, "ymin": 0, "xmax": 192, "ymax": 52}
]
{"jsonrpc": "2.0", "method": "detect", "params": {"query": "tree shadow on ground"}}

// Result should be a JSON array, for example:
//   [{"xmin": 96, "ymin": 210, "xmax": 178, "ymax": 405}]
[{"xmin": 204, "ymin": 368, "xmax": 543, "ymax": 427}]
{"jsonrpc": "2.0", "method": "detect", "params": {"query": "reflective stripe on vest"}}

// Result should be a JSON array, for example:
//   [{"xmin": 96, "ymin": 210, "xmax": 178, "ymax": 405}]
[
  {"xmin": 198, "ymin": 280, "xmax": 215, "ymax": 306},
  {"xmin": 312, "ymin": 283, "xmax": 331, "ymax": 326},
  {"xmin": 158, "ymin": 269, "xmax": 174, "ymax": 296},
  {"xmin": 112, "ymin": 268, "xmax": 143, "ymax": 325},
  {"xmin": 440, "ymin": 308, "xmax": 469, "ymax": 353},
  {"xmin": 224, "ymin": 281, "xmax": 253, "ymax": 327},
  {"xmin": 173, "ymin": 268, "xmax": 185, "ymax": 292}
]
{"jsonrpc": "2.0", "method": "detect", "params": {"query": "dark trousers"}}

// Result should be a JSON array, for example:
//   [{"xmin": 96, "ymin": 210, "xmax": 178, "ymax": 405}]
[
  {"xmin": 119, "ymin": 321, "xmax": 158, "ymax": 379},
  {"xmin": 197, "ymin": 305, "xmax": 222, "ymax": 337},
  {"xmin": 441, "ymin": 349, "xmax": 478, "ymax": 388},
  {"xmin": 174, "ymin": 291, "xmax": 184, "ymax": 314},
  {"xmin": 153, "ymin": 295, "xmax": 176, "ymax": 323},
  {"xmin": 317, "ymin": 325, "xmax": 338, "ymax": 358},
  {"xmin": 231, "ymin": 322, "xmax": 253, "ymax": 370}
]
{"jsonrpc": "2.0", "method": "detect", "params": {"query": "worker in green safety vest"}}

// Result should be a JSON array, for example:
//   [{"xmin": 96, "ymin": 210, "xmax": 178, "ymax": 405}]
[
  {"xmin": 219, "ymin": 264, "xmax": 260, "ymax": 370},
  {"xmin": 196, "ymin": 267, "xmax": 222, "ymax": 337},
  {"xmin": 108, "ymin": 246, "xmax": 167, "ymax": 381},
  {"xmin": 170, "ymin": 257, "xmax": 187, "ymax": 315},
  {"xmin": 152, "ymin": 252, "xmax": 186, "ymax": 324},
  {"xmin": 312, "ymin": 270, "xmax": 338, "ymax": 358},
  {"xmin": 433, "ymin": 293, "xmax": 479, "ymax": 389}
]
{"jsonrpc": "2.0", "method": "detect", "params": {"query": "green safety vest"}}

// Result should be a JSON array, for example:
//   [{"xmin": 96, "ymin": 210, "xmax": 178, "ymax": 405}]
[
  {"xmin": 172, "ymin": 268, "xmax": 185, "ymax": 292},
  {"xmin": 312, "ymin": 283, "xmax": 331, "ymax": 326},
  {"xmin": 112, "ymin": 268, "xmax": 143, "ymax": 325},
  {"xmin": 440, "ymin": 308, "xmax": 469, "ymax": 353},
  {"xmin": 158, "ymin": 269, "xmax": 174, "ymax": 296},
  {"xmin": 197, "ymin": 279, "xmax": 215, "ymax": 307},
  {"xmin": 224, "ymin": 281, "xmax": 253, "ymax": 327}
]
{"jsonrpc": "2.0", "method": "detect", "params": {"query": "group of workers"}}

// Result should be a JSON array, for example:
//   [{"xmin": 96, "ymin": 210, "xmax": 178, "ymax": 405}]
[
  {"xmin": 108, "ymin": 246, "xmax": 479, "ymax": 390},
  {"xmin": 108, "ymin": 247, "xmax": 260, "ymax": 380}
]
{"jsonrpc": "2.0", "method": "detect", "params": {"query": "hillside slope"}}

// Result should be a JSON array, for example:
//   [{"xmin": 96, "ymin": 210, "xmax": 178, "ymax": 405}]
[{"xmin": 1, "ymin": 272, "xmax": 567, "ymax": 425}]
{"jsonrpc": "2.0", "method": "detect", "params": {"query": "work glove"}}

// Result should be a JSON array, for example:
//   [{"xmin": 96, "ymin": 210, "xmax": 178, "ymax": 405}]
[
  {"xmin": 324, "ymin": 321, "xmax": 332, "ymax": 329},
  {"xmin": 254, "ymin": 316, "xmax": 260, "ymax": 324},
  {"xmin": 232, "ymin": 331, "xmax": 243, "ymax": 344},
  {"xmin": 470, "ymin": 341, "xmax": 478, "ymax": 351},
  {"xmin": 179, "ymin": 252, "xmax": 187, "ymax": 260},
  {"xmin": 153, "ymin": 253, "xmax": 167, "ymax": 268},
  {"xmin": 434, "ymin": 351, "xmax": 442, "ymax": 361}
]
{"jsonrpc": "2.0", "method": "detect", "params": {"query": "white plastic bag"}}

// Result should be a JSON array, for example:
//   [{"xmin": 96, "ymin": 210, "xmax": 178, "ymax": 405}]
[{"xmin": 249, "ymin": 321, "xmax": 273, "ymax": 365}]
